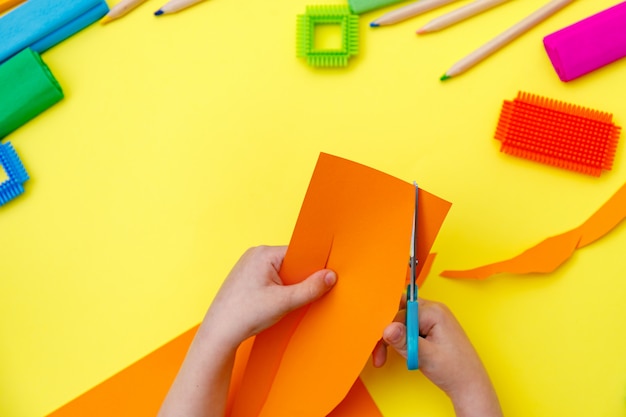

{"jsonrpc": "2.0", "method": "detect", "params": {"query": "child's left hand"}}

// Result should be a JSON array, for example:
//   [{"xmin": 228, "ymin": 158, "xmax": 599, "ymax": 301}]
[{"xmin": 201, "ymin": 245, "xmax": 337, "ymax": 350}]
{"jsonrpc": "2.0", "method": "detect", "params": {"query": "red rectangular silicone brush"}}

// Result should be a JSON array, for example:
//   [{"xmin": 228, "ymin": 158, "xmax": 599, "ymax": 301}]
[{"xmin": 495, "ymin": 92, "xmax": 621, "ymax": 176}]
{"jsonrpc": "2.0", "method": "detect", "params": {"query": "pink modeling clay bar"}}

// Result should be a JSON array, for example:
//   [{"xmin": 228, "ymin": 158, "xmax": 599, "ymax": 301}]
[{"xmin": 543, "ymin": 1, "xmax": 626, "ymax": 82}]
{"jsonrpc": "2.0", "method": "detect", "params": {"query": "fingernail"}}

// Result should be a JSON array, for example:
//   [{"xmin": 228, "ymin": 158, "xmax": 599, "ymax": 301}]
[{"xmin": 324, "ymin": 271, "xmax": 337, "ymax": 286}]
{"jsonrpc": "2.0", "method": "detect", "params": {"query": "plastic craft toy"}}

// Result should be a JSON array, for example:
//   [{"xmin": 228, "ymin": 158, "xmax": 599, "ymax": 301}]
[
  {"xmin": 297, "ymin": 5, "xmax": 359, "ymax": 67},
  {"xmin": 348, "ymin": 0, "xmax": 404, "ymax": 14},
  {"xmin": 0, "ymin": 142, "xmax": 29, "ymax": 207},
  {"xmin": 494, "ymin": 92, "xmax": 621, "ymax": 176},
  {"xmin": 0, "ymin": 0, "xmax": 109, "ymax": 65}
]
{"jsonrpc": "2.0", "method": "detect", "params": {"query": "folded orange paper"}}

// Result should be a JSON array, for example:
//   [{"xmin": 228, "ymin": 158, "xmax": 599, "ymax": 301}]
[{"xmin": 441, "ymin": 182, "xmax": 626, "ymax": 279}]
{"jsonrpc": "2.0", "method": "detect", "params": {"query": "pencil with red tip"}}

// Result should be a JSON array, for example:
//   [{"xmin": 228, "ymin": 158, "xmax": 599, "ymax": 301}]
[{"xmin": 417, "ymin": 0, "xmax": 512, "ymax": 34}]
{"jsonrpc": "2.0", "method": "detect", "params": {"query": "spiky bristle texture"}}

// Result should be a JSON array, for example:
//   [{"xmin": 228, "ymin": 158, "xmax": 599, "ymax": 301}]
[
  {"xmin": 495, "ymin": 92, "xmax": 621, "ymax": 176},
  {"xmin": 296, "ymin": 5, "xmax": 359, "ymax": 68}
]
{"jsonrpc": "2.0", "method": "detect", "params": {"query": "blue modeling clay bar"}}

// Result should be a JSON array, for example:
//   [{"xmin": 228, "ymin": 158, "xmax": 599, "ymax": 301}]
[
  {"xmin": 0, "ymin": 0, "xmax": 109, "ymax": 65},
  {"xmin": 0, "ymin": 142, "xmax": 29, "ymax": 207}
]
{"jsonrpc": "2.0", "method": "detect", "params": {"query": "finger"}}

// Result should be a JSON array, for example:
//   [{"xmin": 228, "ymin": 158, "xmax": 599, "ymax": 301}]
[
  {"xmin": 417, "ymin": 334, "xmax": 436, "ymax": 363},
  {"xmin": 382, "ymin": 322, "xmax": 407, "ymax": 359},
  {"xmin": 264, "ymin": 245, "xmax": 288, "ymax": 270},
  {"xmin": 371, "ymin": 339, "xmax": 388, "ymax": 368},
  {"xmin": 418, "ymin": 299, "xmax": 451, "ymax": 338},
  {"xmin": 281, "ymin": 269, "xmax": 337, "ymax": 311}
]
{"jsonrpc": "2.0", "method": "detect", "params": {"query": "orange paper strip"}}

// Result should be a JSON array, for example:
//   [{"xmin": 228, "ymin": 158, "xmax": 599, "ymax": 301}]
[
  {"xmin": 441, "ymin": 182, "xmax": 626, "ymax": 279},
  {"xmin": 231, "ymin": 153, "xmax": 451, "ymax": 417}
]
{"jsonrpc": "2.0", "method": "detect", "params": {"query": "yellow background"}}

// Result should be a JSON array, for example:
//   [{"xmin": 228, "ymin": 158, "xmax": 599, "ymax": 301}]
[{"xmin": 1, "ymin": 0, "xmax": 625, "ymax": 416}]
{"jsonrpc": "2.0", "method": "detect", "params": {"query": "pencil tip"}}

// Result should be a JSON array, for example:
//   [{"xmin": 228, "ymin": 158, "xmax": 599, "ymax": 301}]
[
  {"xmin": 100, "ymin": 15, "xmax": 112, "ymax": 25},
  {"xmin": 369, "ymin": 22, "xmax": 379, "ymax": 27},
  {"xmin": 154, "ymin": 9, "xmax": 164, "ymax": 16},
  {"xmin": 440, "ymin": 74, "xmax": 451, "ymax": 81},
  {"xmin": 416, "ymin": 29, "xmax": 425, "ymax": 35}
]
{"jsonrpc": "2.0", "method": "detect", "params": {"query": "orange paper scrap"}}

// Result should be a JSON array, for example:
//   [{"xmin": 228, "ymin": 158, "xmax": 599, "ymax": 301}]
[
  {"xmin": 231, "ymin": 153, "xmax": 451, "ymax": 417},
  {"xmin": 441, "ymin": 182, "xmax": 626, "ymax": 280}
]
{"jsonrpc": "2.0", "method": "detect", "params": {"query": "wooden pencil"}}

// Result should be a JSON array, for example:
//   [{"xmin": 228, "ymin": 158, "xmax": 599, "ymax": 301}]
[
  {"xmin": 0, "ymin": 0, "xmax": 25, "ymax": 14},
  {"xmin": 441, "ymin": 0, "xmax": 574, "ymax": 80},
  {"xmin": 417, "ymin": 0, "xmax": 513, "ymax": 34},
  {"xmin": 370, "ymin": 0, "xmax": 462, "ymax": 27},
  {"xmin": 154, "ymin": 0, "xmax": 206, "ymax": 15},
  {"xmin": 101, "ymin": 0, "xmax": 149, "ymax": 24}
]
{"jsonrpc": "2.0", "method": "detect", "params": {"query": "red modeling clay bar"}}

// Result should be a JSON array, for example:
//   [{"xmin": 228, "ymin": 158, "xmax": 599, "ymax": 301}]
[{"xmin": 494, "ymin": 92, "xmax": 621, "ymax": 176}]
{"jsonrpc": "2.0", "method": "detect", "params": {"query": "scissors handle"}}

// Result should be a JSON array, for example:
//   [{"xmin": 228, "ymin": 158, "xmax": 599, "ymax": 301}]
[{"xmin": 406, "ymin": 288, "xmax": 419, "ymax": 370}]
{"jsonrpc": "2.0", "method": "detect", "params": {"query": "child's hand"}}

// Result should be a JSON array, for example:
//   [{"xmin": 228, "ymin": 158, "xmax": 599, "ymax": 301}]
[
  {"xmin": 200, "ymin": 245, "xmax": 337, "ymax": 350},
  {"xmin": 372, "ymin": 298, "xmax": 502, "ymax": 417},
  {"xmin": 158, "ymin": 245, "xmax": 337, "ymax": 417}
]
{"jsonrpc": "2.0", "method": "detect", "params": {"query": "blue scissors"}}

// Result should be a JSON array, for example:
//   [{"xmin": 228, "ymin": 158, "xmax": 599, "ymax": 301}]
[{"xmin": 407, "ymin": 182, "xmax": 419, "ymax": 370}]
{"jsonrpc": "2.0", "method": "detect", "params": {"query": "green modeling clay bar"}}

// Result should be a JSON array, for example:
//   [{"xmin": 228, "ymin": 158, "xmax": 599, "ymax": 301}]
[
  {"xmin": 0, "ymin": 48, "xmax": 64, "ymax": 138},
  {"xmin": 348, "ymin": 0, "xmax": 405, "ymax": 14}
]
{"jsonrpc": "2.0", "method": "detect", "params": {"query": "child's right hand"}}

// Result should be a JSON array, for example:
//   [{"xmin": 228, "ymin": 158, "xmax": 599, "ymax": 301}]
[{"xmin": 372, "ymin": 298, "xmax": 503, "ymax": 417}]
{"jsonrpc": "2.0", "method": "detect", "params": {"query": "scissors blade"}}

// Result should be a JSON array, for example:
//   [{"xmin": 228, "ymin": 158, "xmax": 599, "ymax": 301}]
[{"xmin": 409, "ymin": 182, "xmax": 418, "ymax": 302}]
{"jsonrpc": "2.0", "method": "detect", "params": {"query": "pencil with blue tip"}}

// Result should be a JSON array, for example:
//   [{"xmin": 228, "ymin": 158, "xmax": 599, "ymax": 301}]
[
  {"xmin": 154, "ymin": 0, "xmax": 206, "ymax": 16},
  {"xmin": 370, "ymin": 0, "xmax": 462, "ymax": 27},
  {"xmin": 440, "ymin": 0, "xmax": 574, "ymax": 81}
]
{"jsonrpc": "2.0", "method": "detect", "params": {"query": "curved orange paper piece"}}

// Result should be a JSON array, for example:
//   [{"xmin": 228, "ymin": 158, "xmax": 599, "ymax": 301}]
[
  {"xmin": 441, "ymin": 182, "xmax": 626, "ymax": 280},
  {"xmin": 231, "ymin": 153, "xmax": 451, "ymax": 417}
]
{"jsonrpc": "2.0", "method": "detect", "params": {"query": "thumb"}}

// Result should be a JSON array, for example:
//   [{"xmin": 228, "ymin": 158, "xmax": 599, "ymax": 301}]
[
  {"xmin": 281, "ymin": 269, "xmax": 337, "ymax": 312},
  {"xmin": 383, "ymin": 322, "xmax": 407, "ymax": 359}
]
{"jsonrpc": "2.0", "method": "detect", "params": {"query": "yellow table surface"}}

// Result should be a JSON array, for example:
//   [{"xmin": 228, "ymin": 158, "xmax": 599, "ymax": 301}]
[{"xmin": 1, "ymin": 0, "xmax": 625, "ymax": 416}]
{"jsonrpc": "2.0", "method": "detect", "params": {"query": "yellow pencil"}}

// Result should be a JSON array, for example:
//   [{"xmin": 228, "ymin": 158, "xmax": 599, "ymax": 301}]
[
  {"xmin": 101, "ymin": 0, "xmax": 149, "ymax": 24},
  {"xmin": 417, "ymin": 0, "xmax": 513, "ymax": 34},
  {"xmin": 0, "ymin": 0, "xmax": 25, "ymax": 14},
  {"xmin": 441, "ymin": 0, "xmax": 574, "ymax": 80},
  {"xmin": 370, "ymin": 0, "xmax": 463, "ymax": 27},
  {"xmin": 154, "ymin": 0, "xmax": 207, "ymax": 16}
]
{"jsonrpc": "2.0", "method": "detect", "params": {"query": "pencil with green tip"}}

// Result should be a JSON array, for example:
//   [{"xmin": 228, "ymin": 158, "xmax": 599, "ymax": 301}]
[
  {"xmin": 440, "ymin": 0, "xmax": 574, "ymax": 81},
  {"xmin": 417, "ymin": 0, "xmax": 513, "ymax": 34}
]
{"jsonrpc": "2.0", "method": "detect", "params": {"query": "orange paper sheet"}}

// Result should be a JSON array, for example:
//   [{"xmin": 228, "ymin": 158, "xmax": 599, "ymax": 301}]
[
  {"xmin": 46, "ymin": 153, "xmax": 451, "ymax": 417},
  {"xmin": 231, "ymin": 153, "xmax": 451, "ymax": 417},
  {"xmin": 441, "ymin": 182, "xmax": 626, "ymax": 279}
]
